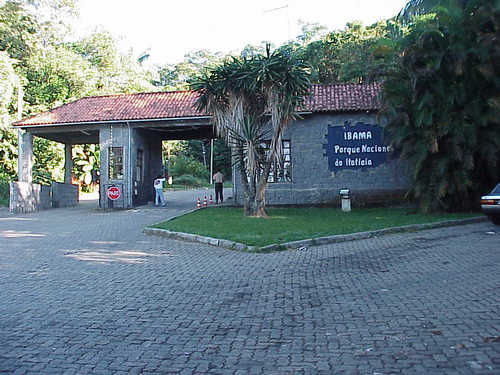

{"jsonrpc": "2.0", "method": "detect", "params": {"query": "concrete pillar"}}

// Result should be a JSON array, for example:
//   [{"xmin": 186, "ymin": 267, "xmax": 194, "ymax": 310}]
[
  {"xmin": 17, "ymin": 130, "xmax": 33, "ymax": 183},
  {"xmin": 64, "ymin": 143, "xmax": 72, "ymax": 184}
]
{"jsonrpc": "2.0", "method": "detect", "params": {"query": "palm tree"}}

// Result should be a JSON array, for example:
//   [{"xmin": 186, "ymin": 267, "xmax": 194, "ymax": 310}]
[{"xmin": 192, "ymin": 45, "xmax": 310, "ymax": 217}]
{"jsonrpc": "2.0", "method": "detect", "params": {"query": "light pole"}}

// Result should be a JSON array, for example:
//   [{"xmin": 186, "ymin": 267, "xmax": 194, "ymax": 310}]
[{"xmin": 210, "ymin": 139, "xmax": 214, "ymax": 184}]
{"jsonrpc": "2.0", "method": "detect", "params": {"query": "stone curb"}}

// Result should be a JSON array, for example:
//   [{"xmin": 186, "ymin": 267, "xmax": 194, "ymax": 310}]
[
  {"xmin": 144, "ymin": 207, "xmax": 256, "ymax": 252},
  {"xmin": 144, "ymin": 215, "xmax": 488, "ymax": 253}
]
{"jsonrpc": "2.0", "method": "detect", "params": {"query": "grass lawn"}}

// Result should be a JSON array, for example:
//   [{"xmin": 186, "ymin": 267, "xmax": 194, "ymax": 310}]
[{"xmin": 152, "ymin": 206, "xmax": 481, "ymax": 247}]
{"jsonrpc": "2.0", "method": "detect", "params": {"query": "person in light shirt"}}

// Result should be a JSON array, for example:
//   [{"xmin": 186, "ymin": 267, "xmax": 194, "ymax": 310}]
[
  {"xmin": 153, "ymin": 175, "xmax": 166, "ymax": 207},
  {"xmin": 212, "ymin": 170, "xmax": 224, "ymax": 204}
]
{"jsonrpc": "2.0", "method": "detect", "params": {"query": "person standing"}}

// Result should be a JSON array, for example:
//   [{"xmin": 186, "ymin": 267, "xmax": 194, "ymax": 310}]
[
  {"xmin": 213, "ymin": 170, "xmax": 224, "ymax": 204},
  {"xmin": 153, "ymin": 175, "xmax": 166, "ymax": 207}
]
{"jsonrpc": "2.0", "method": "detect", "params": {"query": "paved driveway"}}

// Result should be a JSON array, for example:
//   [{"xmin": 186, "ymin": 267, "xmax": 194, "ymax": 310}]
[{"xmin": 0, "ymin": 193, "xmax": 499, "ymax": 374}]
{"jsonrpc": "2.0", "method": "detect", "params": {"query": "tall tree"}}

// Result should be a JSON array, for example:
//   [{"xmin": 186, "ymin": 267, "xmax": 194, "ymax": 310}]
[
  {"xmin": 0, "ymin": 51, "xmax": 18, "ymax": 125},
  {"xmin": 0, "ymin": 1, "xmax": 39, "ymax": 64},
  {"xmin": 71, "ymin": 31, "xmax": 154, "ymax": 94},
  {"xmin": 192, "ymin": 45, "xmax": 310, "ymax": 217},
  {"xmin": 300, "ymin": 20, "xmax": 402, "ymax": 84},
  {"xmin": 0, "ymin": 51, "xmax": 19, "ymax": 179},
  {"xmin": 24, "ymin": 45, "xmax": 95, "ymax": 113},
  {"xmin": 153, "ymin": 49, "xmax": 224, "ymax": 91}
]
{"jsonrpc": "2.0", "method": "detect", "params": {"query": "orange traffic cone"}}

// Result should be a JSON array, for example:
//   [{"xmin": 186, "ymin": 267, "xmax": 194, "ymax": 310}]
[
  {"xmin": 203, "ymin": 196, "xmax": 208, "ymax": 207},
  {"xmin": 196, "ymin": 197, "xmax": 201, "ymax": 209},
  {"xmin": 209, "ymin": 194, "xmax": 214, "ymax": 205}
]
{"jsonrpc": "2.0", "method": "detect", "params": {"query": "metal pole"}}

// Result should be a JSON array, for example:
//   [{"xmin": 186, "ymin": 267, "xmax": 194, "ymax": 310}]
[
  {"xmin": 202, "ymin": 141, "xmax": 206, "ymax": 167},
  {"xmin": 210, "ymin": 139, "xmax": 214, "ymax": 184},
  {"xmin": 16, "ymin": 83, "xmax": 24, "ymax": 181}
]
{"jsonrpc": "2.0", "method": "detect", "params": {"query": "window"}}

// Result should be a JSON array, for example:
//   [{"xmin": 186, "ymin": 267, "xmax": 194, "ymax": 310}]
[
  {"xmin": 265, "ymin": 140, "xmax": 292, "ymax": 183},
  {"xmin": 109, "ymin": 147, "xmax": 124, "ymax": 180}
]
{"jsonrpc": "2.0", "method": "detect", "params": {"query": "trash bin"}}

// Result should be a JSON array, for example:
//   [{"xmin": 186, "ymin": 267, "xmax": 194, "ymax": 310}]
[{"xmin": 339, "ymin": 188, "xmax": 351, "ymax": 212}]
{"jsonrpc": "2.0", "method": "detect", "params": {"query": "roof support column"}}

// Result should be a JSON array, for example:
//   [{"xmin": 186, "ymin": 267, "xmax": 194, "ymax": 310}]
[
  {"xmin": 17, "ymin": 130, "xmax": 33, "ymax": 183},
  {"xmin": 64, "ymin": 143, "xmax": 73, "ymax": 184}
]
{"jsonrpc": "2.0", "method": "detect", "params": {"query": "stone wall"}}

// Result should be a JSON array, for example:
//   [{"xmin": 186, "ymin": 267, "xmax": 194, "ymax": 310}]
[
  {"xmin": 9, "ymin": 182, "xmax": 51, "ymax": 213},
  {"xmin": 40, "ymin": 185, "xmax": 51, "ymax": 209},
  {"xmin": 9, "ymin": 182, "xmax": 77, "ymax": 213},
  {"xmin": 233, "ymin": 112, "xmax": 410, "ymax": 206},
  {"xmin": 51, "ymin": 182, "xmax": 78, "ymax": 208}
]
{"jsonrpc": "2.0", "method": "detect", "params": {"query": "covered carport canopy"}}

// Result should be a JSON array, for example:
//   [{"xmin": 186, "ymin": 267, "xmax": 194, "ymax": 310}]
[
  {"xmin": 12, "ymin": 90, "xmax": 215, "ymax": 142},
  {"xmin": 16, "ymin": 118, "xmax": 215, "ymax": 145},
  {"xmin": 11, "ymin": 90, "xmax": 216, "ymax": 205}
]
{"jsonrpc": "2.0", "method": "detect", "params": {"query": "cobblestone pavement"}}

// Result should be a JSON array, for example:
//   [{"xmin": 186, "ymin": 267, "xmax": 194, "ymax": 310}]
[{"xmin": 0, "ymin": 192, "xmax": 499, "ymax": 375}]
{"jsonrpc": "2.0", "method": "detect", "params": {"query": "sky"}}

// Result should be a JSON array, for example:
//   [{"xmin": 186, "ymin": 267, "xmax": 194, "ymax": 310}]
[{"xmin": 75, "ymin": 0, "xmax": 409, "ymax": 65}]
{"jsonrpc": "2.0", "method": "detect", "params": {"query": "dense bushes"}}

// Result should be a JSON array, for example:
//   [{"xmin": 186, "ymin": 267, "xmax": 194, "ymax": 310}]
[
  {"xmin": 173, "ymin": 174, "xmax": 203, "ymax": 187},
  {"xmin": 381, "ymin": 0, "xmax": 500, "ymax": 212},
  {"xmin": 169, "ymin": 155, "xmax": 209, "ymax": 181},
  {"xmin": 0, "ymin": 173, "xmax": 10, "ymax": 206}
]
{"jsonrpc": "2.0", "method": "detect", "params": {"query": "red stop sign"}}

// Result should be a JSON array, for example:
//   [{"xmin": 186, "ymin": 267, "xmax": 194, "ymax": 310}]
[{"xmin": 107, "ymin": 186, "xmax": 121, "ymax": 200}]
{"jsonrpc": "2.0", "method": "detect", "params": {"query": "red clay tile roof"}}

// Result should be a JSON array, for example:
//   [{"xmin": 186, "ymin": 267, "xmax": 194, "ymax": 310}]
[
  {"xmin": 13, "ymin": 83, "xmax": 381, "ymax": 127},
  {"xmin": 303, "ymin": 83, "xmax": 380, "ymax": 112}
]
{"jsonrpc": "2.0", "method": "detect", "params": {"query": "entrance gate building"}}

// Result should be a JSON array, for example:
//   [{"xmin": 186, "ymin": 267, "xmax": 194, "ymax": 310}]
[
  {"xmin": 13, "ymin": 91, "xmax": 213, "ymax": 210},
  {"xmin": 12, "ymin": 83, "xmax": 409, "ymax": 212}
]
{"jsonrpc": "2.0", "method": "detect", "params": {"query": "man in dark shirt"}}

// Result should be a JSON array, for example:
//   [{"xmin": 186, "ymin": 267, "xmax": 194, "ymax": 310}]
[{"xmin": 212, "ymin": 170, "xmax": 224, "ymax": 204}]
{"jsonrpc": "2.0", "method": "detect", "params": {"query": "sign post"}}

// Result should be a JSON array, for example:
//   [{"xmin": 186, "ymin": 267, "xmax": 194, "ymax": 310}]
[
  {"xmin": 323, "ymin": 121, "xmax": 392, "ymax": 172},
  {"xmin": 106, "ymin": 185, "xmax": 121, "ymax": 205}
]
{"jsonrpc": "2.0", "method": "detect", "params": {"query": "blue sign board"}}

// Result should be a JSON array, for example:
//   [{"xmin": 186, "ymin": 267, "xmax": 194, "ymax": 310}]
[{"xmin": 322, "ymin": 121, "xmax": 391, "ymax": 172}]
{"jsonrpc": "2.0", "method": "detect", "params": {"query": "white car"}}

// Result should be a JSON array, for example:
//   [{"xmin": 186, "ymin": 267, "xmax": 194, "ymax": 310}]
[{"xmin": 481, "ymin": 183, "xmax": 500, "ymax": 225}]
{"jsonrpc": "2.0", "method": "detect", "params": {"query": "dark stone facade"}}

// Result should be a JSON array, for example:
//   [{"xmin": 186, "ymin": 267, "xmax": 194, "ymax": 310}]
[{"xmin": 233, "ymin": 112, "xmax": 409, "ymax": 206}]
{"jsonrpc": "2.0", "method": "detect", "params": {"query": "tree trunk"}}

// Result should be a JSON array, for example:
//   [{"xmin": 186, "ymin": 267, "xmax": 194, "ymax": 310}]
[
  {"xmin": 253, "ymin": 181, "xmax": 267, "ymax": 217},
  {"xmin": 243, "ymin": 190, "xmax": 267, "ymax": 217},
  {"xmin": 242, "ymin": 160, "xmax": 271, "ymax": 218},
  {"xmin": 236, "ymin": 146, "xmax": 252, "ymax": 216},
  {"xmin": 239, "ymin": 173, "xmax": 268, "ymax": 217}
]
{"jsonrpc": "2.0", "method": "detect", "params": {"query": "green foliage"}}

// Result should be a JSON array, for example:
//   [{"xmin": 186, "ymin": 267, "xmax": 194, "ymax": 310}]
[
  {"xmin": 0, "ymin": 51, "xmax": 19, "ymax": 124},
  {"xmin": 299, "ymin": 20, "xmax": 403, "ymax": 84},
  {"xmin": 182, "ymin": 139, "xmax": 232, "ymax": 179},
  {"xmin": 381, "ymin": 0, "xmax": 500, "ymax": 212},
  {"xmin": 0, "ymin": 171, "xmax": 12, "ymax": 206},
  {"xmin": 169, "ymin": 154, "xmax": 209, "ymax": 181},
  {"xmin": 0, "ymin": 182, "xmax": 9, "ymax": 206},
  {"xmin": 24, "ymin": 46, "xmax": 96, "ymax": 112},
  {"xmin": 32, "ymin": 137, "xmax": 63, "ymax": 185},
  {"xmin": 212, "ymin": 139, "xmax": 231, "ymax": 178},
  {"xmin": 182, "ymin": 140, "xmax": 209, "ymax": 167},
  {"xmin": 153, "ymin": 49, "xmax": 225, "ymax": 90},
  {"xmin": 72, "ymin": 144, "xmax": 99, "ymax": 192},
  {"xmin": 172, "ymin": 174, "xmax": 203, "ymax": 187},
  {"xmin": 71, "ymin": 31, "xmax": 155, "ymax": 94},
  {"xmin": 296, "ymin": 21, "xmax": 328, "ymax": 44},
  {"xmin": 0, "ymin": 1, "xmax": 38, "ymax": 64},
  {"xmin": 0, "ymin": 126, "xmax": 17, "ymax": 178},
  {"xmin": 0, "ymin": 51, "xmax": 18, "ymax": 180}
]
